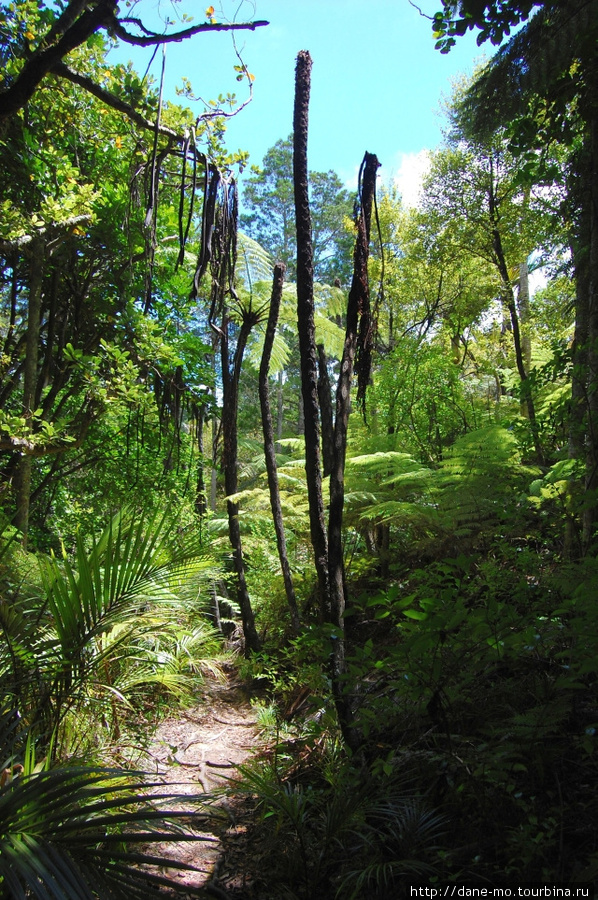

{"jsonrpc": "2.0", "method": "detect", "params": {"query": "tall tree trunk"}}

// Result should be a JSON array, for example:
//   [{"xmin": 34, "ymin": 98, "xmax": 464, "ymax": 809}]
[
  {"xmin": 221, "ymin": 310, "xmax": 261, "ymax": 654},
  {"xmin": 516, "ymin": 259, "xmax": 533, "ymax": 420},
  {"xmin": 317, "ymin": 344, "xmax": 334, "ymax": 477},
  {"xmin": 209, "ymin": 333, "xmax": 220, "ymax": 513},
  {"xmin": 210, "ymin": 425, "xmax": 218, "ymax": 512},
  {"xmin": 14, "ymin": 238, "xmax": 45, "ymax": 546},
  {"xmin": 293, "ymin": 50, "xmax": 330, "ymax": 620},
  {"xmin": 570, "ymin": 237, "xmax": 589, "ymax": 465},
  {"xmin": 492, "ymin": 227, "xmax": 544, "ymax": 463},
  {"xmin": 328, "ymin": 153, "xmax": 379, "ymax": 749},
  {"xmin": 328, "ymin": 153, "xmax": 378, "ymax": 629},
  {"xmin": 565, "ymin": 199, "xmax": 590, "ymax": 558},
  {"xmin": 195, "ymin": 403, "xmax": 207, "ymax": 516},
  {"xmin": 259, "ymin": 263, "xmax": 301, "ymax": 635},
  {"xmin": 517, "ymin": 260, "xmax": 532, "ymax": 372}
]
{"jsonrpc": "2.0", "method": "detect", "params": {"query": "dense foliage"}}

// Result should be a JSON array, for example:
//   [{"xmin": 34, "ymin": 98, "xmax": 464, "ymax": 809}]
[{"xmin": 0, "ymin": 0, "xmax": 597, "ymax": 897}]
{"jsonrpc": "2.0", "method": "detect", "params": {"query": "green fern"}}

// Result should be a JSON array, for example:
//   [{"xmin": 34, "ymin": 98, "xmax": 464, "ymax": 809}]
[
  {"xmin": 436, "ymin": 425, "xmax": 540, "ymax": 538},
  {"xmin": 237, "ymin": 232, "xmax": 274, "ymax": 286},
  {"xmin": 344, "ymin": 450, "xmax": 435, "ymax": 531}
]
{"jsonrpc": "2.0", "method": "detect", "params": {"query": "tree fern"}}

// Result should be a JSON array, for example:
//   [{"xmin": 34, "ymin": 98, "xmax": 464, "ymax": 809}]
[
  {"xmin": 344, "ymin": 451, "xmax": 435, "ymax": 529},
  {"xmin": 436, "ymin": 425, "xmax": 540, "ymax": 539},
  {"xmin": 314, "ymin": 308, "xmax": 345, "ymax": 359},
  {"xmin": 314, "ymin": 281, "xmax": 346, "ymax": 318}
]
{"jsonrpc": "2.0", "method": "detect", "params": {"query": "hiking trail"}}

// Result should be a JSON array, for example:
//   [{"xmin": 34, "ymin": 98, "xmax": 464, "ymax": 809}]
[{"xmin": 144, "ymin": 672, "xmax": 266, "ymax": 898}]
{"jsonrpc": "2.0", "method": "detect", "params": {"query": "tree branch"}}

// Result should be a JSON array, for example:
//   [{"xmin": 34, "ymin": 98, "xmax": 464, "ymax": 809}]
[
  {"xmin": 0, "ymin": 415, "xmax": 94, "ymax": 456},
  {"xmin": 110, "ymin": 18, "xmax": 269, "ymax": 46},
  {"xmin": 0, "ymin": 0, "xmax": 267, "ymax": 121},
  {"xmin": 52, "ymin": 62, "xmax": 181, "ymax": 140},
  {"xmin": 0, "ymin": 0, "xmax": 117, "ymax": 120},
  {"xmin": 40, "ymin": 0, "xmax": 96, "ymax": 49}
]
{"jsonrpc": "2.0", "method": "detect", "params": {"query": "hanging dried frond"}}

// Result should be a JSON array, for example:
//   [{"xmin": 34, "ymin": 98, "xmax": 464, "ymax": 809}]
[
  {"xmin": 190, "ymin": 162, "xmax": 239, "ymax": 325},
  {"xmin": 352, "ymin": 151, "xmax": 380, "ymax": 411},
  {"xmin": 176, "ymin": 128, "xmax": 200, "ymax": 267}
]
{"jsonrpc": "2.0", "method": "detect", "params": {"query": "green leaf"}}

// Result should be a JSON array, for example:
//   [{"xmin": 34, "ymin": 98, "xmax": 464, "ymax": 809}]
[{"xmin": 403, "ymin": 609, "xmax": 427, "ymax": 621}]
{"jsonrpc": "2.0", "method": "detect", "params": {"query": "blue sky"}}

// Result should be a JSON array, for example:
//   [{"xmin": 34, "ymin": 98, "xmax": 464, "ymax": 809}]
[{"xmin": 114, "ymin": 1, "xmax": 487, "ymax": 198}]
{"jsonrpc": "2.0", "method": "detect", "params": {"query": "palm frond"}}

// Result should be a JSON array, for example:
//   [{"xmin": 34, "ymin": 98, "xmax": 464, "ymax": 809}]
[
  {"xmin": 0, "ymin": 700, "xmax": 24, "ymax": 770},
  {"xmin": 0, "ymin": 765, "xmax": 217, "ymax": 899},
  {"xmin": 38, "ymin": 510, "xmax": 211, "ymax": 684}
]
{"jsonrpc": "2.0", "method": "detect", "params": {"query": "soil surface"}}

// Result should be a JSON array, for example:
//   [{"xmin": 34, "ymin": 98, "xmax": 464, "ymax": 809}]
[{"xmin": 143, "ymin": 673, "xmax": 268, "ymax": 898}]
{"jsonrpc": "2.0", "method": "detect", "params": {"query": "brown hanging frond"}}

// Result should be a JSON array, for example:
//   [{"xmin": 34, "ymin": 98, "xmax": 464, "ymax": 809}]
[
  {"xmin": 177, "ymin": 130, "xmax": 191, "ymax": 267},
  {"xmin": 142, "ymin": 46, "xmax": 167, "ymax": 313},
  {"xmin": 206, "ymin": 174, "xmax": 239, "ymax": 329},
  {"xmin": 191, "ymin": 162, "xmax": 218, "ymax": 300},
  {"xmin": 177, "ymin": 128, "xmax": 202, "ymax": 269},
  {"xmin": 190, "ymin": 160, "xmax": 238, "ymax": 314}
]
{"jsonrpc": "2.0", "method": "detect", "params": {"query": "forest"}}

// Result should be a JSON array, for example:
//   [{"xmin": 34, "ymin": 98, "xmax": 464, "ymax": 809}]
[{"xmin": 0, "ymin": 0, "xmax": 597, "ymax": 897}]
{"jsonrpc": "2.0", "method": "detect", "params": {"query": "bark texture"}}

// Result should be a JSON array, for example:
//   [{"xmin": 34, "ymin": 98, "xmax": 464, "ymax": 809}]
[
  {"xmin": 328, "ymin": 153, "xmax": 379, "ymax": 748},
  {"xmin": 317, "ymin": 344, "xmax": 334, "ymax": 478},
  {"xmin": 0, "ymin": 0, "xmax": 118, "ymax": 120},
  {"xmin": 293, "ymin": 50, "xmax": 330, "ymax": 620},
  {"xmin": 221, "ymin": 311, "xmax": 261, "ymax": 654},
  {"xmin": 259, "ymin": 263, "xmax": 301, "ymax": 635}
]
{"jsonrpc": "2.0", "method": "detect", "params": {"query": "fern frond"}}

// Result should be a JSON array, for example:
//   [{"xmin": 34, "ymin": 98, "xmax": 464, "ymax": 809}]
[
  {"xmin": 275, "ymin": 437, "xmax": 305, "ymax": 454},
  {"xmin": 437, "ymin": 425, "xmax": 540, "ymax": 537},
  {"xmin": 237, "ymin": 232, "xmax": 274, "ymax": 285},
  {"xmin": 314, "ymin": 281, "xmax": 346, "ymax": 317},
  {"xmin": 314, "ymin": 310, "xmax": 345, "ymax": 359},
  {"xmin": 245, "ymin": 323, "xmax": 291, "ymax": 374},
  {"xmin": 357, "ymin": 501, "xmax": 438, "ymax": 530}
]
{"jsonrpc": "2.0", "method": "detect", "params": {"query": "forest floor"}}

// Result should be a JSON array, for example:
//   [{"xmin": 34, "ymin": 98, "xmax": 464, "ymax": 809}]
[{"xmin": 143, "ymin": 669, "xmax": 269, "ymax": 899}]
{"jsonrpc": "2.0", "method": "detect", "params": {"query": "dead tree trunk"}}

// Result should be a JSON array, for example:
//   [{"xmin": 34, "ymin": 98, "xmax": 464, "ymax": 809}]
[
  {"xmin": 221, "ymin": 308, "xmax": 261, "ymax": 654},
  {"xmin": 293, "ymin": 50, "xmax": 330, "ymax": 620},
  {"xmin": 259, "ymin": 263, "xmax": 301, "ymax": 635},
  {"xmin": 328, "ymin": 153, "xmax": 379, "ymax": 747},
  {"xmin": 328, "ymin": 152, "xmax": 378, "ymax": 631},
  {"xmin": 317, "ymin": 343, "xmax": 335, "ymax": 478}
]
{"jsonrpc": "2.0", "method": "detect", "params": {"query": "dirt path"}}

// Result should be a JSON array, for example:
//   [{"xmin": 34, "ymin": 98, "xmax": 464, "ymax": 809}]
[{"xmin": 145, "ymin": 675, "xmax": 265, "ymax": 897}]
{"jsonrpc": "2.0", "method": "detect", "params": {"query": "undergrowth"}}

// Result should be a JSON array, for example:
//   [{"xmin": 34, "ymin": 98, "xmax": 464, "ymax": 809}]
[{"xmin": 235, "ymin": 539, "xmax": 598, "ymax": 894}]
